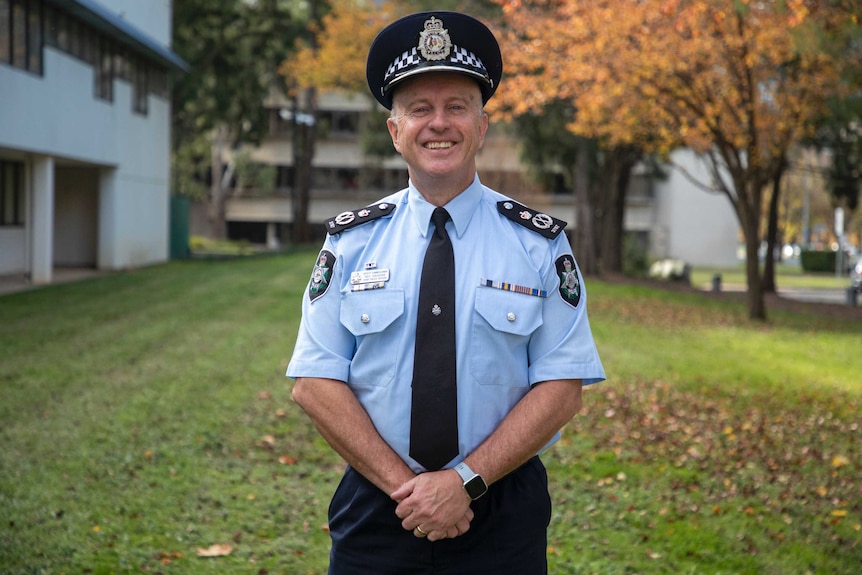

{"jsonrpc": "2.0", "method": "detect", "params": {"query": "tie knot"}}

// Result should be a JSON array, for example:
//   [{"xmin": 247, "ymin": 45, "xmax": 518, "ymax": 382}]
[{"xmin": 431, "ymin": 208, "xmax": 450, "ymax": 233}]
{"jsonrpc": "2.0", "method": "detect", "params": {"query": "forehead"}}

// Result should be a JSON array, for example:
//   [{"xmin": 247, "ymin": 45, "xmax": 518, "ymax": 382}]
[{"xmin": 392, "ymin": 73, "xmax": 482, "ymax": 104}]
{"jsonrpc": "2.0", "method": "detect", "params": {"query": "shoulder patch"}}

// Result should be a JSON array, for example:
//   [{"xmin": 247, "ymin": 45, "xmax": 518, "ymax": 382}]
[
  {"xmin": 325, "ymin": 202, "xmax": 396, "ymax": 235},
  {"xmin": 497, "ymin": 201, "xmax": 567, "ymax": 239},
  {"xmin": 309, "ymin": 250, "xmax": 336, "ymax": 301},
  {"xmin": 555, "ymin": 254, "xmax": 581, "ymax": 308}
]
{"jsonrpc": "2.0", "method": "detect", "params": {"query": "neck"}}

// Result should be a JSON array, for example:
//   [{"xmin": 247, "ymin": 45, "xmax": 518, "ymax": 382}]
[{"xmin": 410, "ymin": 170, "xmax": 475, "ymax": 207}]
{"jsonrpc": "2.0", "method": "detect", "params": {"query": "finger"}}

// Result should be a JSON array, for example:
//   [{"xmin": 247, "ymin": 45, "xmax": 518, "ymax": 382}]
[
  {"xmin": 414, "ymin": 526, "xmax": 428, "ymax": 538},
  {"xmin": 454, "ymin": 516, "xmax": 470, "ymax": 535},
  {"xmin": 426, "ymin": 528, "xmax": 446, "ymax": 542}
]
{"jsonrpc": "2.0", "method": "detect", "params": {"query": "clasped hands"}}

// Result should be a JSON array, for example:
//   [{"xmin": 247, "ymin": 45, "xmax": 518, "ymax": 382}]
[{"xmin": 391, "ymin": 468, "xmax": 473, "ymax": 542}]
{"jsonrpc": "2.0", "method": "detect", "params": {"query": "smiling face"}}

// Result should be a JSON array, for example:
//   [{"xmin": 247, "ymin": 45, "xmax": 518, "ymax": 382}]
[{"xmin": 387, "ymin": 73, "xmax": 489, "ymax": 205}]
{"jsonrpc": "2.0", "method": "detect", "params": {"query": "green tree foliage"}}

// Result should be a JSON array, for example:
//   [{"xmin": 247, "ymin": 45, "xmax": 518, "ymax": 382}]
[{"xmin": 171, "ymin": 0, "xmax": 304, "ymax": 236}]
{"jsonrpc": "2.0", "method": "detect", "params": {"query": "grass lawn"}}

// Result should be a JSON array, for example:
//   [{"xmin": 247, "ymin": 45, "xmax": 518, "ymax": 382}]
[
  {"xmin": 690, "ymin": 262, "xmax": 853, "ymax": 290},
  {"xmin": 1, "ymin": 252, "xmax": 859, "ymax": 574}
]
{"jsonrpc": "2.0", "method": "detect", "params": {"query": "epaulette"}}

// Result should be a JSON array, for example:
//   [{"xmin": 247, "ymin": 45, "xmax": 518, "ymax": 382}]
[
  {"xmin": 497, "ymin": 200, "xmax": 567, "ymax": 239},
  {"xmin": 325, "ymin": 202, "xmax": 396, "ymax": 235}
]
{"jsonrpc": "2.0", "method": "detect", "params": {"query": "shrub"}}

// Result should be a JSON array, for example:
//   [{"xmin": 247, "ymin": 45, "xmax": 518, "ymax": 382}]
[{"xmin": 800, "ymin": 250, "xmax": 836, "ymax": 273}]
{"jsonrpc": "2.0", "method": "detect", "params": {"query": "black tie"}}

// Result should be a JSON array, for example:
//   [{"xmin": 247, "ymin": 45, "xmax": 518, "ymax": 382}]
[{"xmin": 410, "ymin": 207, "xmax": 459, "ymax": 471}]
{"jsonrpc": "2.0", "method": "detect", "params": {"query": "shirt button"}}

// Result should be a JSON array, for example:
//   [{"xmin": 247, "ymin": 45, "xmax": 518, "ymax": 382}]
[
  {"xmin": 507, "ymin": 312, "xmax": 516, "ymax": 322},
  {"xmin": 361, "ymin": 314, "xmax": 370, "ymax": 324}
]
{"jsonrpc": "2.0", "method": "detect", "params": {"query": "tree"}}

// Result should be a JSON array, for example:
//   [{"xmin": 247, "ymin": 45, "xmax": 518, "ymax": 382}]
[
  {"xmin": 495, "ymin": 0, "xmax": 851, "ymax": 320},
  {"xmin": 172, "ymin": 0, "xmax": 301, "ymax": 238}
]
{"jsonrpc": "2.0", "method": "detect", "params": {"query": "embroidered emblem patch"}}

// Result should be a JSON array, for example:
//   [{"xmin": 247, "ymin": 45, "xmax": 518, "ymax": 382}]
[
  {"xmin": 309, "ymin": 250, "xmax": 335, "ymax": 302},
  {"xmin": 555, "ymin": 255, "xmax": 581, "ymax": 308},
  {"xmin": 497, "ymin": 201, "xmax": 567, "ymax": 239}
]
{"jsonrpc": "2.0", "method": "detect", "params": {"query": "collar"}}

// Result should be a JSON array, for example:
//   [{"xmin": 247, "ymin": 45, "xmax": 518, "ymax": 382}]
[{"xmin": 408, "ymin": 174, "xmax": 483, "ymax": 239}]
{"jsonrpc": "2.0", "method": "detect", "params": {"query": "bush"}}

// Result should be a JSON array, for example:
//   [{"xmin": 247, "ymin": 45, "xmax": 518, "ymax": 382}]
[
  {"xmin": 800, "ymin": 250, "xmax": 836, "ymax": 273},
  {"xmin": 648, "ymin": 258, "xmax": 691, "ymax": 283}
]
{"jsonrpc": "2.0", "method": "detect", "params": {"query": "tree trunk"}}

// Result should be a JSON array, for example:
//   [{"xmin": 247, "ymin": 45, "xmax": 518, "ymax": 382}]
[
  {"xmin": 292, "ymin": 87, "xmax": 317, "ymax": 244},
  {"xmin": 600, "ymin": 147, "xmax": 638, "ymax": 274},
  {"xmin": 762, "ymin": 162, "xmax": 785, "ymax": 293},
  {"xmin": 573, "ymin": 139, "xmax": 597, "ymax": 274},
  {"xmin": 739, "ymin": 185, "xmax": 766, "ymax": 321},
  {"xmin": 209, "ymin": 128, "xmax": 228, "ymax": 239}
]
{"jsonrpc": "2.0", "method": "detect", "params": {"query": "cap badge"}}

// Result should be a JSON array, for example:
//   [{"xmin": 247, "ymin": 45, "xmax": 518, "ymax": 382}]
[{"xmin": 418, "ymin": 16, "xmax": 452, "ymax": 61}]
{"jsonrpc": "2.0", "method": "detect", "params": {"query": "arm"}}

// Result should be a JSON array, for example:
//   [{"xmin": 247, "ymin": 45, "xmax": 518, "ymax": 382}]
[
  {"xmin": 393, "ymin": 378, "xmax": 583, "ymax": 538},
  {"xmin": 293, "ymin": 376, "xmax": 474, "ymax": 540},
  {"xmin": 291, "ymin": 376, "xmax": 414, "ymax": 494},
  {"xmin": 465, "ymin": 378, "xmax": 583, "ymax": 484}
]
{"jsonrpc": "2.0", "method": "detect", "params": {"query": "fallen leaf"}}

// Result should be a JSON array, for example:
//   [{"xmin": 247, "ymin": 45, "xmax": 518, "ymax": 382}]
[
  {"xmin": 830, "ymin": 509, "xmax": 848, "ymax": 517},
  {"xmin": 831, "ymin": 455, "xmax": 849, "ymax": 468},
  {"xmin": 196, "ymin": 544, "xmax": 232, "ymax": 558},
  {"xmin": 258, "ymin": 391, "xmax": 271, "ymax": 400},
  {"xmin": 278, "ymin": 455, "xmax": 297, "ymax": 465}
]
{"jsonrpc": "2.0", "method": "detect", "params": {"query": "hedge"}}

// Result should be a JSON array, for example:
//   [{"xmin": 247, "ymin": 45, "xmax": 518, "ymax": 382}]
[{"xmin": 800, "ymin": 250, "xmax": 836, "ymax": 272}]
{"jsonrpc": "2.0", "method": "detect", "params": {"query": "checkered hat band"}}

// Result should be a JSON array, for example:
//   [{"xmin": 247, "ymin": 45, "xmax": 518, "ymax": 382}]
[{"xmin": 384, "ymin": 45, "xmax": 488, "ymax": 84}]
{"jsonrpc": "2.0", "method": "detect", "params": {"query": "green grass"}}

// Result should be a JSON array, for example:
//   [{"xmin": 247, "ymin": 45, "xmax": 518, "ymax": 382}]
[{"xmin": 1, "ymin": 252, "xmax": 860, "ymax": 574}]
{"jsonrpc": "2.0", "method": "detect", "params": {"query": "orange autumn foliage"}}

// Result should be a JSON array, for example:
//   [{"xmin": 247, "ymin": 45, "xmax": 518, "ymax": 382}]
[
  {"xmin": 281, "ymin": 0, "xmax": 407, "ymax": 95},
  {"xmin": 493, "ymin": 0, "xmax": 851, "ymax": 160}
]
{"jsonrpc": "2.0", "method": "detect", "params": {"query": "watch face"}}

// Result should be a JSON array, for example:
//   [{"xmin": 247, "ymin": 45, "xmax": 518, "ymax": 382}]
[{"xmin": 465, "ymin": 475, "xmax": 487, "ymax": 500}]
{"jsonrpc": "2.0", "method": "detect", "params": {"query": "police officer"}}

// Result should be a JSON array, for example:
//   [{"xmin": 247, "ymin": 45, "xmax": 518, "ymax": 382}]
[{"xmin": 287, "ymin": 11, "xmax": 605, "ymax": 574}]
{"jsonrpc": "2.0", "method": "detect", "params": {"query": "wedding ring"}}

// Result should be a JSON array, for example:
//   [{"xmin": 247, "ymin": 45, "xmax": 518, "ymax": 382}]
[{"xmin": 416, "ymin": 526, "xmax": 428, "ymax": 536}]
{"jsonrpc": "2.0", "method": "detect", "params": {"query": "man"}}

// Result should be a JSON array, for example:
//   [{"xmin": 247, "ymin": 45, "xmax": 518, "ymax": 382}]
[{"xmin": 287, "ymin": 11, "xmax": 605, "ymax": 574}]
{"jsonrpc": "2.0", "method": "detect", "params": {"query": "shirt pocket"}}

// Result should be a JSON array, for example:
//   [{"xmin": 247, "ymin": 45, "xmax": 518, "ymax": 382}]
[
  {"xmin": 470, "ymin": 287, "xmax": 544, "ymax": 386},
  {"xmin": 340, "ymin": 289, "xmax": 405, "ymax": 387}
]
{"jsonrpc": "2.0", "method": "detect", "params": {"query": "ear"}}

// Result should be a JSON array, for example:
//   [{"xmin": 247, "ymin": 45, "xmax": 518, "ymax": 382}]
[
  {"xmin": 387, "ymin": 116, "xmax": 402, "ymax": 154},
  {"xmin": 477, "ymin": 111, "xmax": 489, "ymax": 150}
]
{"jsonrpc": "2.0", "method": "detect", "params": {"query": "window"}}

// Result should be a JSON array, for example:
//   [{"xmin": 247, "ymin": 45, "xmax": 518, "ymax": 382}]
[
  {"xmin": 25, "ymin": 0, "xmax": 39, "ymax": 73},
  {"xmin": 0, "ymin": 0, "xmax": 41, "ymax": 74},
  {"xmin": 0, "ymin": 161, "xmax": 25, "ymax": 227},
  {"xmin": 131, "ymin": 56, "xmax": 148, "ymax": 115},
  {"xmin": 0, "ymin": 0, "xmax": 10, "ymax": 63},
  {"xmin": 94, "ymin": 36, "xmax": 113, "ymax": 101}
]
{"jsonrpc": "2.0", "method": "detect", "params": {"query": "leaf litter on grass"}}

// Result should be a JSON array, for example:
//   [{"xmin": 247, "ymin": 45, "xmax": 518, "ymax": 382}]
[{"xmin": 550, "ymin": 378, "xmax": 861, "ymax": 572}]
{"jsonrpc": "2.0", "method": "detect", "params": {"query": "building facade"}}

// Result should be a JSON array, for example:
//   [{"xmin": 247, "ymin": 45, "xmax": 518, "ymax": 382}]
[
  {"xmin": 215, "ymin": 89, "xmax": 739, "ymax": 268},
  {"xmin": 0, "ymin": 0, "xmax": 186, "ymax": 283}
]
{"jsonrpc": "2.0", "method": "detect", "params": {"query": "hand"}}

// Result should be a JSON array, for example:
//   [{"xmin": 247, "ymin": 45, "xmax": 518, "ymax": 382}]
[{"xmin": 391, "ymin": 469, "xmax": 472, "ymax": 541}]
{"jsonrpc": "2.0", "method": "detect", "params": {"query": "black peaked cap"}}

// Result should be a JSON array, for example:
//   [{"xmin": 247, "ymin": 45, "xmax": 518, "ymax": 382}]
[{"xmin": 366, "ymin": 11, "xmax": 503, "ymax": 110}]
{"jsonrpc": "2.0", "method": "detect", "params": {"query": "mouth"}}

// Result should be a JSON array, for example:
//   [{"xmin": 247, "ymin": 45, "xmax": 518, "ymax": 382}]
[{"xmin": 424, "ymin": 141, "xmax": 455, "ymax": 150}]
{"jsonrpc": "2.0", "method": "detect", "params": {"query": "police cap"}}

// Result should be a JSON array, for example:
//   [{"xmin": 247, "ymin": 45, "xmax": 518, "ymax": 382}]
[{"xmin": 366, "ymin": 11, "xmax": 503, "ymax": 110}]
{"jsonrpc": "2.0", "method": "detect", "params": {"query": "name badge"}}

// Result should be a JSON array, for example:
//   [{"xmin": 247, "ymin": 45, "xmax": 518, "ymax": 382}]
[{"xmin": 350, "ymin": 268, "xmax": 390, "ymax": 288}]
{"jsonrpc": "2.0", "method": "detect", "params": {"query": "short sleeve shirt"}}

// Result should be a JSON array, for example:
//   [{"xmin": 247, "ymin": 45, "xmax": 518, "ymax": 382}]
[{"xmin": 287, "ymin": 175, "xmax": 605, "ymax": 472}]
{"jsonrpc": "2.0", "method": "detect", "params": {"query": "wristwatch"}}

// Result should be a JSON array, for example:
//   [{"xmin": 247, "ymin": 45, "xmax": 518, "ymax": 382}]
[{"xmin": 453, "ymin": 462, "xmax": 488, "ymax": 500}]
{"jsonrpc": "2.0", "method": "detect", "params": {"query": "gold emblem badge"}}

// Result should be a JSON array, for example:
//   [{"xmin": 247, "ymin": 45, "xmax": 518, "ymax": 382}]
[{"xmin": 418, "ymin": 16, "xmax": 451, "ymax": 61}]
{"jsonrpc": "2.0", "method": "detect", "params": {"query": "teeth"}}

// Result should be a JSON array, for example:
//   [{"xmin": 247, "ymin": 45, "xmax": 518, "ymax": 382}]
[{"xmin": 425, "ymin": 142, "xmax": 453, "ymax": 149}]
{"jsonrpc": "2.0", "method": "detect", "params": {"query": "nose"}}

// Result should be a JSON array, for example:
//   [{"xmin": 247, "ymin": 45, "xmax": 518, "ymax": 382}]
[{"xmin": 427, "ymin": 107, "xmax": 450, "ymax": 130}]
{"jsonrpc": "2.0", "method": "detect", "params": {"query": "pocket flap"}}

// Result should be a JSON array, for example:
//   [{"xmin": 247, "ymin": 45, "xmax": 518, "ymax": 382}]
[
  {"xmin": 340, "ymin": 289, "xmax": 405, "ymax": 336},
  {"xmin": 474, "ymin": 287, "xmax": 543, "ymax": 336}
]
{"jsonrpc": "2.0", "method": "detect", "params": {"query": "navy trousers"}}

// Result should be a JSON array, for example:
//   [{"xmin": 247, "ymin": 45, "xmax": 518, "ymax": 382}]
[{"xmin": 327, "ymin": 456, "xmax": 551, "ymax": 575}]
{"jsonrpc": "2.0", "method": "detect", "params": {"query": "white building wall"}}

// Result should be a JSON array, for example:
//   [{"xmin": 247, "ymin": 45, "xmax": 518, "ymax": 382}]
[
  {"xmin": 0, "ymin": 46, "xmax": 172, "ymax": 271},
  {"xmin": 653, "ymin": 149, "xmax": 740, "ymax": 267}
]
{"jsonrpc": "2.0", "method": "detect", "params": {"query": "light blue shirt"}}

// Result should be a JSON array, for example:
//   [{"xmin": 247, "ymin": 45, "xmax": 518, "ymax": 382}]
[{"xmin": 287, "ymin": 175, "xmax": 605, "ymax": 472}]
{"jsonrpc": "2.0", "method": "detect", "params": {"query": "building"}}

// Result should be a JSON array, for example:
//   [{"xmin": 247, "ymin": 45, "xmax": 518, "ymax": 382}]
[
  {"xmin": 0, "ymin": 0, "xmax": 187, "ymax": 284},
  {"xmin": 213, "ymin": 89, "xmax": 739, "ymax": 268}
]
